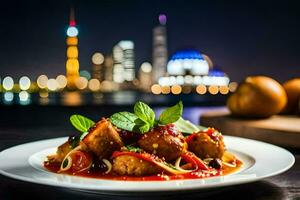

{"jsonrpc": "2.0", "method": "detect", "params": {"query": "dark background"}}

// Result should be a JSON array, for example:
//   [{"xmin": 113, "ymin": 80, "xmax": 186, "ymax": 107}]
[{"xmin": 0, "ymin": 0, "xmax": 299, "ymax": 82}]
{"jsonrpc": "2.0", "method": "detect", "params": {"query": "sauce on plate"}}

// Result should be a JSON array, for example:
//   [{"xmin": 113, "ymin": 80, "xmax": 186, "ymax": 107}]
[{"xmin": 44, "ymin": 159, "xmax": 242, "ymax": 181}]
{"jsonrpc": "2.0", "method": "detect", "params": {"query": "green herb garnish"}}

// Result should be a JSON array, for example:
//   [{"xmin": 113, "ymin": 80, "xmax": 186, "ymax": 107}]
[
  {"xmin": 158, "ymin": 101, "xmax": 183, "ymax": 125},
  {"xmin": 70, "ymin": 114, "xmax": 95, "ymax": 133},
  {"xmin": 134, "ymin": 101, "xmax": 156, "ymax": 127},
  {"xmin": 133, "ymin": 118, "xmax": 150, "ymax": 133},
  {"xmin": 69, "ymin": 115, "xmax": 95, "ymax": 146},
  {"xmin": 110, "ymin": 112, "xmax": 149, "ymax": 133},
  {"xmin": 109, "ymin": 101, "xmax": 185, "ymax": 134},
  {"xmin": 70, "ymin": 101, "xmax": 202, "ymax": 136}
]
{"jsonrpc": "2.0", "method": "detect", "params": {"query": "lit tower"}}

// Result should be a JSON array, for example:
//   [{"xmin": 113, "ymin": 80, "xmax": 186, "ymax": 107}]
[
  {"xmin": 152, "ymin": 14, "xmax": 168, "ymax": 83},
  {"xmin": 66, "ymin": 7, "xmax": 79, "ymax": 89}
]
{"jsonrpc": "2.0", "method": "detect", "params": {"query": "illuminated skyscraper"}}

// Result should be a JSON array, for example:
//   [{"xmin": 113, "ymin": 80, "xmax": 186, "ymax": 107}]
[
  {"xmin": 152, "ymin": 14, "xmax": 168, "ymax": 83},
  {"xmin": 112, "ymin": 44, "xmax": 124, "ymax": 83},
  {"xmin": 112, "ymin": 40, "xmax": 135, "ymax": 83},
  {"xmin": 66, "ymin": 7, "xmax": 79, "ymax": 89}
]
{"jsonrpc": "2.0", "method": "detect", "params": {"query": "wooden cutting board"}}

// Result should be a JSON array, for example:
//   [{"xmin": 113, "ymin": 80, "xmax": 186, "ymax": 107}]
[{"xmin": 200, "ymin": 108, "xmax": 300, "ymax": 148}]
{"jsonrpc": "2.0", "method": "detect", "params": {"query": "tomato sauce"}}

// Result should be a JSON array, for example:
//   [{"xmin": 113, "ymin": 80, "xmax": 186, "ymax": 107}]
[{"xmin": 44, "ymin": 159, "xmax": 242, "ymax": 181}]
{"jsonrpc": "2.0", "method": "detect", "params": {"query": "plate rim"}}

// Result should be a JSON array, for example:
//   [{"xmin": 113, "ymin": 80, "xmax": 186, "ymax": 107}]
[{"xmin": 0, "ymin": 136, "xmax": 295, "ymax": 192}]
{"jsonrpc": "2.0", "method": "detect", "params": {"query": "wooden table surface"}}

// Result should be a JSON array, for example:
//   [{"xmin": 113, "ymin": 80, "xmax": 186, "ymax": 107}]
[
  {"xmin": 201, "ymin": 109, "xmax": 300, "ymax": 148},
  {"xmin": 0, "ymin": 126, "xmax": 299, "ymax": 200}
]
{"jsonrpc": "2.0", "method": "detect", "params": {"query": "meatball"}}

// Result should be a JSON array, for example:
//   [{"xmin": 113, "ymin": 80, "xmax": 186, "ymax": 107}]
[
  {"xmin": 112, "ymin": 155, "xmax": 160, "ymax": 176},
  {"xmin": 138, "ymin": 124, "xmax": 187, "ymax": 161},
  {"xmin": 187, "ymin": 128, "xmax": 225, "ymax": 159},
  {"xmin": 82, "ymin": 118, "xmax": 123, "ymax": 159}
]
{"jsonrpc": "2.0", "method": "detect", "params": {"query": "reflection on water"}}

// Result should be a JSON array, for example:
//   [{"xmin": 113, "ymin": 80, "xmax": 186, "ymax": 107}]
[
  {"xmin": 61, "ymin": 92, "xmax": 82, "ymax": 106},
  {"xmin": 3, "ymin": 91, "xmax": 31, "ymax": 105},
  {"xmin": 0, "ymin": 91, "xmax": 227, "ymax": 108},
  {"xmin": 3, "ymin": 92, "xmax": 14, "ymax": 104},
  {"xmin": 92, "ymin": 93, "xmax": 104, "ymax": 104},
  {"xmin": 19, "ymin": 91, "xmax": 31, "ymax": 105},
  {"xmin": 39, "ymin": 97, "xmax": 50, "ymax": 105}
]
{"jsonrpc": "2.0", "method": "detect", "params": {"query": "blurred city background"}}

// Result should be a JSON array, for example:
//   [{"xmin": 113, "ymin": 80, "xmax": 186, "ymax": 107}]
[{"xmin": 0, "ymin": 0, "xmax": 299, "ymax": 127}]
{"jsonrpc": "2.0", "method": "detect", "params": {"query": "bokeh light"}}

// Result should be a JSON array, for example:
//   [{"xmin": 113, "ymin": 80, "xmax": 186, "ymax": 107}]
[
  {"xmin": 4, "ymin": 92, "xmax": 14, "ymax": 102},
  {"xmin": 37, "ymin": 75, "xmax": 48, "ymax": 89},
  {"xmin": 2, "ymin": 76, "xmax": 14, "ymax": 90},
  {"xmin": 19, "ymin": 76, "xmax": 31, "ymax": 90},
  {"xmin": 182, "ymin": 86, "xmax": 192, "ymax": 94},
  {"xmin": 159, "ymin": 14, "xmax": 167, "ymax": 25},
  {"xmin": 80, "ymin": 70, "xmax": 91, "ymax": 80},
  {"xmin": 229, "ymin": 82, "xmax": 238, "ymax": 92},
  {"xmin": 39, "ymin": 91, "xmax": 49, "ymax": 98},
  {"xmin": 176, "ymin": 76, "xmax": 184, "ymax": 85},
  {"xmin": 208, "ymin": 85, "xmax": 219, "ymax": 95},
  {"xmin": 88, "ymin": 79, "xmax": 101, "ymax": 92},
  {"xmin": 67, "ymin": 26, "xmax": 78, "ymax": 37},
  {"xmin": 92, "ymin": 52, "xmax": 104, "ymax": 65},
  {"xmin": 184, "ymin": 75, "xmax": 194, "ymax": 84},
  {"xmin": 140, "ymin": 62, "xmax": 152, "ymax": 73},
  {"xmin": 19, "ymin": 91, "xmax": 30, "ymax": 105},
  {"xmin": 196, "ymin": 84, "xmax": 207, "ymax": 95},
  {"xmin": 219, "ymin": 85, "xmax": 229, "ymax": 95},
  {"xmin": 47, "ymin": 78, "xmax": 58, "ymax": 91},
  {"xmin": 161, "ymin": 86, "xmax": 171, "ymax": 94},
  {"xmin": 75, "ymin": 77, "xmax": 88, "ymax": 90},
  {"xmin": 56, "ymin": 75, "xmax": 67, "ymax": 89},
  {"xmin": 151, "ymin": 84, "xmax": 161, "ymax": 95},
  {"xmin": 19, "ymin": 91, "xmax": 29, "ymax": 101},
  {"xmin": 171, "ymin": 85, "xmax": 182, "ymax": 95}
]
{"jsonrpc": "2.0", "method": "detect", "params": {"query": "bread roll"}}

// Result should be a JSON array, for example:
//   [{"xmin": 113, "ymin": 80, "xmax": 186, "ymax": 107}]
[
  {"xmin": 227, "ymin": 76, "xmax": 287, "ymax": 118},
  {"xmin": 281, "ymin": 78, "xmax": 300, "ymax": 114}
]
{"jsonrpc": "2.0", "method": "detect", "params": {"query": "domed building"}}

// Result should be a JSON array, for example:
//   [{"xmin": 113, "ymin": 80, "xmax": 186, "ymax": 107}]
[
  {"xmin": 167, "ymin": 50, "xmax": 209, "ymax": 76},
  {"xmin": 158, "ymin": 49, "xmax": 230, "ymax": 87},
  {"xmin": 208, "ymin": 68, "xmax": 226, "ymax": 77}
]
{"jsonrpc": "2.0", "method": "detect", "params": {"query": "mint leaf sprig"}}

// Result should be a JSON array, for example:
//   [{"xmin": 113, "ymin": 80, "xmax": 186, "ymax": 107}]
[
  {"xmin": 134, "ymin": 101, "xmax": 156, "ymax": 127},
  {"xmin": 70, "ymin": 114, "xmax": 95, "ymax": 133},
  {"xmin": 69, "ymin": 115, "xmax": 95, "ymax": 148},
  {"xmin": 69, "ymin": 102, "xmax": 203, "ymax": 137},
  {"xmin": 159, "ymin": 101, "xmax": 183, "ymax": 125},
  {"xmin": 109, "ymin": 101, "xmax": 183, "ymax": 134}
]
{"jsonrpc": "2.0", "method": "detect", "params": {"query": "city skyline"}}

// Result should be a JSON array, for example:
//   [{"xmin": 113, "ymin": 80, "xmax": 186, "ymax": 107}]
[{"xmin": 0, "ymin": 0, "xmax": 300, "ymax": 82}]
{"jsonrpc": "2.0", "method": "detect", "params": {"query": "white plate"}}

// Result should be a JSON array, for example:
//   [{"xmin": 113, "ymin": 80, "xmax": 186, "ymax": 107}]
[{"xmin": 0, "ymin": 136, "xmax": 294, "ymax": 194}]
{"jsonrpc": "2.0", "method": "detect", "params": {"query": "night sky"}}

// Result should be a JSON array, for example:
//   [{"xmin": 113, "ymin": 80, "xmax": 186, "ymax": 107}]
[{"xmin": 0, "ymin": 0, "xmax": 299, "ymax": 82}]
